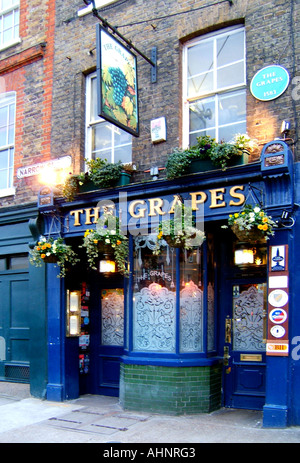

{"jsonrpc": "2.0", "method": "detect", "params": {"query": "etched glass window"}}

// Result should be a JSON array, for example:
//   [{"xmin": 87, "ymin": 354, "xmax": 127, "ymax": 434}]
[
  {"xmin": 101, "ymin": 288, "xmax": 124, "ymax": 346},
  {"xmin": 232, "ymin": 284, "xmax": 267, "ymax": 352},
  {"xmin": 133, "ymin": 236, "xmax": 176, "ymax": 352},
  {"xmin": 180, "ymin": 248, "xmax": 204, "ymax": 352},
  {"xmin": 183, "ymin": 26, "xmax": 246, "ymax": 147}
]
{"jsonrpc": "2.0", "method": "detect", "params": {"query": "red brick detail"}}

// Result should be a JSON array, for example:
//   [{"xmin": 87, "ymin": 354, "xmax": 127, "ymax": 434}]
[{"xmin": 0, "ymin": 44, "xmax": 45, "ymax": 75}]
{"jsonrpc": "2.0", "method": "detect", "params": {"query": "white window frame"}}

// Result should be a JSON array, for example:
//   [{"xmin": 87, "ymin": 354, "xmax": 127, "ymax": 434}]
[
  {"xmin": 0, "ymin": 91, "xmax": 16, "ymax": 197},
  {"xmin": 182, "ymin": 25, "xmax": 246, "ymax": 148},
  {"xmin": 85, "ymin": 73, "xmax": 132, "ymax": 165},
  {"xmin": 0, "ymin": 0, "xmax": 21, "ymax": 51},
  {"xmin": 78, "ymin": 0, "xmax": 119, "ymax": 17}
]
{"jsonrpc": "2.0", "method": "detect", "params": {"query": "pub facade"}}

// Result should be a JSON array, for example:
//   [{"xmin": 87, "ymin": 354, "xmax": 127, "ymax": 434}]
[{"xmin": 0, "ymin": 0, "xmax": 299, "ymax": 428}]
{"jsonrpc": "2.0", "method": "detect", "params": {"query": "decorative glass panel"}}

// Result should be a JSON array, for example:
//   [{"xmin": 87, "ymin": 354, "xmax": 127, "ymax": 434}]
[
  {"xmin": 233, "ymin": 284, "xmax": 266, "ymax": 352},
  {"xmin": 180, "ymin": 280, "xmax": 203, "ymax": 352},
  {"xmin": 180, "ymin": 248, "xmax": 204, "ymax": 352},
  {"xmin": 133, "ymin": 282, "xmax": 176, "ymax": 352},
  {"xmin": 133, "ymin": 235, "xmax": 176, "ymax": 352},
  {"xmin": 101, "ymin": 289, "xmax": 124, "ymax": 346}
]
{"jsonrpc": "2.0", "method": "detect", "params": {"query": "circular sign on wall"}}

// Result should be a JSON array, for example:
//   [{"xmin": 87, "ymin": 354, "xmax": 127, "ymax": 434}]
[
  {"xmin": 270, "ymin": 325, "xmax": 286, "ymax": 338},
  {"xmin": 268, "ymin": 289, "xmax": 289, "ymax": 308},
  {"xmin": 269, "ymin": 308, "xmax": 288, "ymax": 325},
  {"xmin": 250, "ymin": 65, "xmax": 290, "ymax": 101}
]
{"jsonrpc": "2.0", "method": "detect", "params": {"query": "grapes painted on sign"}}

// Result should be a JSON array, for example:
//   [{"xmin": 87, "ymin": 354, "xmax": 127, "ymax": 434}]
[{"xmin": 96, "ymin": 24, "xmax": 139, "ymax": 137}]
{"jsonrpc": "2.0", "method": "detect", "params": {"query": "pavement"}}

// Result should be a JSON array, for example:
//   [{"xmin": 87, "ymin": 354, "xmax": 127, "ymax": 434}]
[{"xmin": 0, "ymin": 382, "xmax": 300, "ymax": 446}]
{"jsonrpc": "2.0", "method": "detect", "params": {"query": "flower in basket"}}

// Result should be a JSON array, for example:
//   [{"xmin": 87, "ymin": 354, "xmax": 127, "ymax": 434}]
[
  {"xmin": 154, "ymin": 204, "xmax": 205, "ymax": 254},
  {"xmin": 231, "ymin": 133, "xmax": 259, "ymax": 155},
  {"xmin": 29, "ymin": 236, "xmax": 79, "ymax": 277},
  {"xmin": 228, "ymin": 204, "xmax": 277, "ymax": 241},
  {"xmin": 81, "ymin": 213, "xmax": 129, "ymax": 276}
]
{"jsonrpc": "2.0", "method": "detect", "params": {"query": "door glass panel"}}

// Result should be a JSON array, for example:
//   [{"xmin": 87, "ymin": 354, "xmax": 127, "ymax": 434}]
[
  {"xmin": 232, "ymin": 284, "xmax": 266, "ymax": 352},
  {"xmin": 101, "ymin": 289, "xmax": 124, "ymax": 346},
  {"xmin": 133, "ymin": 235, "xmax": 176, "ymax": 352},
  {"xmin": 180, "ymin": 248, "xmax": 204, "ymax": 352}
]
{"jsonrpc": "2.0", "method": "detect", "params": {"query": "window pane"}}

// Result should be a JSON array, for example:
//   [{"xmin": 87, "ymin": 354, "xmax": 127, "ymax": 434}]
[
  {"xmin": 187, "ymin": 41, "xmax": 214, "ymax": 97},
  {"xmin": 217, "ymin": 30, "xmax": 244, "ymax": 68},
  {"xmin": 218, "ymin": 90, "xmax": 246, "ymax": 127},
  {"xmin": 219, "ymin": 122, "xmax": 246, "ymax": 142},
  {"xmin": 10, "ymin": 254, "xmax": 29, "ymax": 269},
  {"xmin": 90, "ymin": 77, "xmax": 99, "ymax": 122},
  {"xmin": 180, "ymin": 248, "xmax": 204, "ymax": 352},
  {"xmin": 0, "ymin": 168, "xmax": 7, "ymax": 188},
  {"xmin": 217, "ymin": 61, "xmax": 244, "ymax": 89},
  {"xmin": 133, "ymin": 236, "xmax": 176, "ymax": 353},
  {"xmin": 0, "ymin": 148, "xmax": 8, "ymax": 169},
  {"xmin": 92, "ymin": 123, "xmax": 112, "ymax": 162},
  {"xmin": 189, "ymin": 96, "xmax": 216, "ymax": 145},
  {"xmin": 0, "ymin": 258, "xmax": 6, "ymax": 270},
  {"xmin": 188, "ymin": 40, "xmax": 213, "ymax": 78},
  {"xmin": 114, "ymin": 145, "xmax": 131, "ymax": 164}
]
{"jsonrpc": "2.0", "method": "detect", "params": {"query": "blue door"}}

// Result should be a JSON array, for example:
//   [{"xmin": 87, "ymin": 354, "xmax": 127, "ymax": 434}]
[
  {"xmin": 81, "ymin": 274, "xmax": 125, "ymax": 397},
  {"xmin": 0, "ymin": 256, "xmax": 30, "ymax": 383},
  {"xmin": 222, "ymin": 281, "xmax": 267, "ymax": 410}
]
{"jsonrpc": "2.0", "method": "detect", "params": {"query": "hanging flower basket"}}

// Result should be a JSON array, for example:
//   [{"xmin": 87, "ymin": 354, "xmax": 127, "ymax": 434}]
[
  {"xmin": 81, "ymin": 213, "xmax": 129, "ymax": 276},
  {"xmin": 29, "ymin": 237, "xmax": 79, "ymax": 277},
  {"xmin": 42, "ymin": 254, "xmax": 58, "ymax": 264},
  {"xmin": 228, "ymin": 204, "xmax": 277, "ymax": 242},
  {"xmin": 153, "ymin": 204, "xmax": 205, "ymax": 255},
  {"xmin": 230, "ymin": 223, "xmax": 266, "ymax": 243}
]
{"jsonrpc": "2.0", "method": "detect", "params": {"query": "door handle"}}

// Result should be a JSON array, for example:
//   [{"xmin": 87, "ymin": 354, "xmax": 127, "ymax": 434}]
[
  {"xmin": 225, "ymin": 316, "xmax": 232, "ymax": 343},
  {"xmin": 223, "ymin": 346, "xmax": 231, "ymax": 366}
]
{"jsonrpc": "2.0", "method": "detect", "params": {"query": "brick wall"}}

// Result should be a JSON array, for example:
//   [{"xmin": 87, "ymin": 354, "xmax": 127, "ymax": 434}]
[
  {"xmin": 0, "ymin": 0, "xmax": 55, "ymax": 207},
  {"xmin": 1, "ymin": 0, "xmax": 299, "ymax": 205},
  {"xmin": 49, "ymin": 0, "xmax": 299, "ymax": 186},
  {"xmin": 119, "ymin": 363, "xmax": 222, "ymax": 415}
]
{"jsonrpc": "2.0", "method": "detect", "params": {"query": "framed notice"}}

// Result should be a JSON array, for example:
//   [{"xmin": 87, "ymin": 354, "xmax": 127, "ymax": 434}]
[{"xmin": 96, "ymin": 24, "xmax": 139, "ymax": 137}]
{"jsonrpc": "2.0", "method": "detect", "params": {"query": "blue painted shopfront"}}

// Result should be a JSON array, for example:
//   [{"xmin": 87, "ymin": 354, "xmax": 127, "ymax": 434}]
[{"xmin": 38, "ymin": 141, "xmax": 300, "ymax": 427}]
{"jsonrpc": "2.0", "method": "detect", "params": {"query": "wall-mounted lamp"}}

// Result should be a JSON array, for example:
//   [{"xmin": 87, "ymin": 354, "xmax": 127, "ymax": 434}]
[
  {"xmin": 234, "ymin": 248, "xmax": 254, "ymax": 266},
  {"xmin": 280, "ymin": 120, "xmax": 290, "ymax": 139},
  {"xmin": 234, "ymin": 245, "xmax": 266, "ymax": 267},
  {"xmin": 99, "ymin": 254, "xmax": 116, "ymax": 276}
]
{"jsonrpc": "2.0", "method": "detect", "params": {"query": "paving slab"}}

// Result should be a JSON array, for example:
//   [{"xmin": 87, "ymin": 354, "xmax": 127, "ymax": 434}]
[{"xmin": 0, "ymin": 384, "xmax": 300, "ymax": 444}]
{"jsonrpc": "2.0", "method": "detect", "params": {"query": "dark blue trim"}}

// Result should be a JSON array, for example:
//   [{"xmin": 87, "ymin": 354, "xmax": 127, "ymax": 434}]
[{"xmin": 121, "ymin": 354, "xmax": 222, "ymax": 367}]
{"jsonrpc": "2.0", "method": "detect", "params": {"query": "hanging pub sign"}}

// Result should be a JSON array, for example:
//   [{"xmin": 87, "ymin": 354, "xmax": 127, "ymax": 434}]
[
  {"xmin": 96, "ymin": 24, "xmax": 139, "ymax": 137},
  {"xmin": 250, "ymin": 65, "xmax": 290, "ymax": 101}
]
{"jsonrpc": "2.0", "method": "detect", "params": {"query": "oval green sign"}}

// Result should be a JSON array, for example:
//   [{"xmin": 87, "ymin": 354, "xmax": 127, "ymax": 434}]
[{"xmin": 250, "ymin": 65, "xmax": 290, "ymax": 101}]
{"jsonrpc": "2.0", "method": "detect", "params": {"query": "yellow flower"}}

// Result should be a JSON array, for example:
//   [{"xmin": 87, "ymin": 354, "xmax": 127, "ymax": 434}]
[
  {"xmin": 46, "ymin": 243, "xmax": 52, "ymax": 248},
  {"xmin": 259, "ymin": 212, "xmax": 264, "ymax": 217},
  {"xmin": 93, "ymin": 239, "xmax": 98, "ymax": 244},
  {"xmin": 262, "ymin": 224, "xmax": 268, "ymax": 231},
  {"xmin": 36, "ymin": 246, "xmax": 41, "ymax": 251},
  {"xmin": 42, "ymin": 245, "xmax": 47, "ymax": 250},
  {"xmin": 234, "ymin": 213, "xmax": 239, "ymax": 218},
  {"xmin": 258, "ymin": 224, "xmax": 263, "ymax": 230},
  {"xmin": 41, "ymin": 254, "xmax": 46, "ymax": 259},
  {"xmin": 262, "ymin": 217, "xmax": 268, "ymax": 223},
  {"xmin": 116, "ymin": 240, "xmax": 121, "ymax": 245}
]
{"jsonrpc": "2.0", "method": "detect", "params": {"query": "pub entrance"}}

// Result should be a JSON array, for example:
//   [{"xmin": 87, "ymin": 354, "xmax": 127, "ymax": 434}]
[
  {"xmin": 66, "ymin": 261, "xmax": 125, "ymax": 398},
  {"xmin": 217, "ymin": 228, "xmax": 268, "ymax": 410}
]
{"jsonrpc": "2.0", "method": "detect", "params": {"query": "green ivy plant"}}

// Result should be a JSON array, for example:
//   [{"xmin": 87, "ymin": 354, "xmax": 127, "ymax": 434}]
[{"xmin": 165, "ymin": 134, "xmax": 257, "ymax": 179}]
